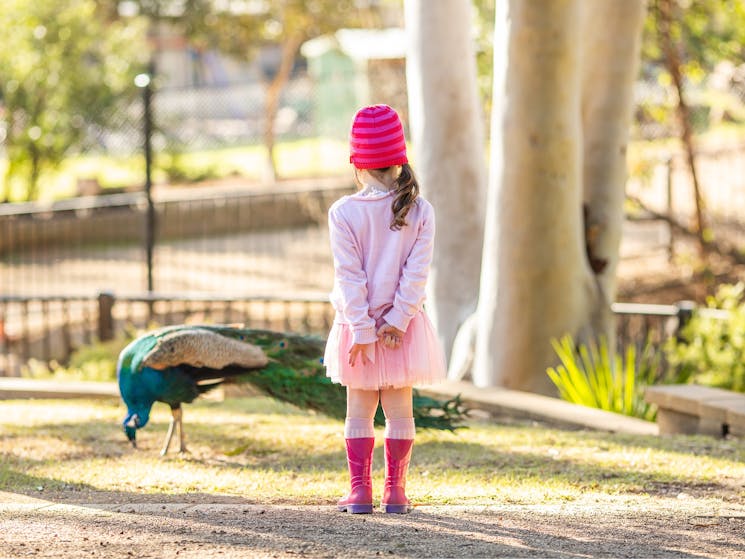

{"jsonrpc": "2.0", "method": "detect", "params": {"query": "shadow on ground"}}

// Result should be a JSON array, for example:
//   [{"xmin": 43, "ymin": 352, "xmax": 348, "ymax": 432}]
[{"xmin": 3, "ymin": 496, "xmax": 743, "ymax": 559}]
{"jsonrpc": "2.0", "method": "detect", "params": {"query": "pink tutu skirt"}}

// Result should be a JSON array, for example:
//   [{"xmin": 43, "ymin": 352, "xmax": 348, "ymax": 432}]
[{"xmin": 324, "ymin": 311, "xmax": 447, "ymax": 390}]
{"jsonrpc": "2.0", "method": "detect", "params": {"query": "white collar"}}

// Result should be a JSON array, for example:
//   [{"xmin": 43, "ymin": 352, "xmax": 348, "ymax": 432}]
[{"xmin": 356, "ymin": 175, "xmax": 394, "ymax": 198}]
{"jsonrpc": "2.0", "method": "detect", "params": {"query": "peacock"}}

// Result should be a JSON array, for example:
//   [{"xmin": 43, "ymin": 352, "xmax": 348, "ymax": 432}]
[{"xmin": 116, "ymin": 324, "xmax": 467, "ymax": 455}]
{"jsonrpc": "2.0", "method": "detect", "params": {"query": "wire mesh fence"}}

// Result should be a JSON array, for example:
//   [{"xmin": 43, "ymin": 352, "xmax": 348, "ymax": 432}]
[
  {"xmin": 0, "ymin": 181, "xmax": 347, "ymax": 297},
  {"xmin": 2, "ymin": 53, "xmax": 745, "ymax": 375}
]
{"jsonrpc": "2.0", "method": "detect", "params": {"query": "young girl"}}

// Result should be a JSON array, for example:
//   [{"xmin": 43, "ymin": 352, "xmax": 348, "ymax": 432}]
[{"xmin": 324, "ymin": 104, "xmax": 447, "ymax": 514}]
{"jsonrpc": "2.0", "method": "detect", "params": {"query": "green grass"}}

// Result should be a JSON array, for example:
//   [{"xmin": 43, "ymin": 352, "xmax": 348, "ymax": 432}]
[
  {"xmin": 1, "ymin": 137, "xmax": 350, "ymax": 202},
  {"xmin": 6, "ymin": 121, "xmax": 745, "ymax": 203},
  {"xmin": 1, "ymin": 397, "xmax": 743, "ymax": 507}
]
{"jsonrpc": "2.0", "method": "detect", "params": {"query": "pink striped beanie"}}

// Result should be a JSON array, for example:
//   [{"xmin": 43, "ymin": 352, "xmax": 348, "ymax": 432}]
[{"xmin": 349, "ymin": 104, "xmax": 408, "ymax": 169}]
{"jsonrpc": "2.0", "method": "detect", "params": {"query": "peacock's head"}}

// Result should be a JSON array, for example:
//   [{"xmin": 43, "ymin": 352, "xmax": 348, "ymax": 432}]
[{"xmin": 122, "ymin": 409, "xmax": 150, "ymax": 447}]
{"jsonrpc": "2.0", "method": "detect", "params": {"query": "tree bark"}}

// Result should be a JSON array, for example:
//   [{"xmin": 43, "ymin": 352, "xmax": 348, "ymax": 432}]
[
  {"xmin": 580, "ymin": 0, "xmax": 647, "ymax": 343},
  {"xmin": 657, "ymin": 0, "xmax": 707, "ymax": 255},
  {"xmin": 472, "ymin": 0, "xmax": 646, "ymax": 393},
  {"xmin": 404, "ymin": 0, "xmax": 487, "ymax": 362},
  {"xmin": 262, "ymin": 32, "xmax": 304, "ymax": 183},
  {"xmin": 473, "ymin": 0, "xmax": 587, "ymax": 394}
]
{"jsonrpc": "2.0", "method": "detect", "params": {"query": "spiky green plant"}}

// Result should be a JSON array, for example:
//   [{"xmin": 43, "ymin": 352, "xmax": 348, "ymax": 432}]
[{"xmin": 546, "ymin": 336, "xmax": 657, "ymax": 421}]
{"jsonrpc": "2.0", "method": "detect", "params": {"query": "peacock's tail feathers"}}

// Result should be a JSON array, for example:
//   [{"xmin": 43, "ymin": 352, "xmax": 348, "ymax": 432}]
[
  {"xmin": 121, "ymin": 324, "xmax": 469, "ymax": 431},
  {"xmin": 239, "ymin": 361, "xmax": 347, "ymax": 421},
  {"xmin": 412, "ymin": 392, "xmax": 469, "ymax": 431}
]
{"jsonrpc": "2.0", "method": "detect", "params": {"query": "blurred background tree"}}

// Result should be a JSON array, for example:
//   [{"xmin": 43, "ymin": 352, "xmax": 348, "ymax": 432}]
[
  {"xmin": 189, "ymin": 0, "xmax": 385, "ymax": 182},
  {"xmin": 640, "ymin": 0, "xmax": 745, "ymax": 253},
  {"xmin": 0, "ymin": 0, "xmax": 146, "ymax": 202},
  {"xmin": 104, "ymin": 0, "xmax": 387, "ymax": 182},
  {"xmin": 642, "ymin": 0, "xmax": 745, "ymax": 97}
]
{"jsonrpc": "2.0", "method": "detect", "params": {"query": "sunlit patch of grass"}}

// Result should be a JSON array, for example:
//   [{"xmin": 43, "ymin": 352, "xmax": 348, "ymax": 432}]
[
  {"xmin": 2, "ymin": 137, "xmax": 351, "ymax": 202},
  {"xmin": 1, "ymin": 397, "xmax": 744, "ymax": 506}
]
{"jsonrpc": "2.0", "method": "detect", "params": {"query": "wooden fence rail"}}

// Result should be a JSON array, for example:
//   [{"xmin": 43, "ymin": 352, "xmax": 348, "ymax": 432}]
[
  {"xmin": 0, "ymin": 292, "xmax": 335, "ymax": 376},
  {"xmin": 0, "ymin": 294, "xmax": 729, "ymax": 377}
]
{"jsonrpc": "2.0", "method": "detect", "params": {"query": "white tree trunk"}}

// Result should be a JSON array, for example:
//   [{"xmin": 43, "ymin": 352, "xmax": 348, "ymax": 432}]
[
  {"xmin": 405, "ymin": 0, "xmax": 487, "ymax": 361},
  {"xmin": 472, "ymin": 0, "xmax": 646, "ymax": 393},
  {"xmin": 473, "ymin": 0, "xmax": 588, "ymax": 393},
  {"xmin": 581, "ymin": 0, "xmax": 647, "ymax": 340}
]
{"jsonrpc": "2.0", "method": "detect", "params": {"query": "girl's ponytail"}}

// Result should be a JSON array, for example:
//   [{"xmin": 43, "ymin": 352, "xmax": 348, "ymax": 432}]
[{"xmin": 390, "ymin": 163, "xmax": 419, "ymax": 231}]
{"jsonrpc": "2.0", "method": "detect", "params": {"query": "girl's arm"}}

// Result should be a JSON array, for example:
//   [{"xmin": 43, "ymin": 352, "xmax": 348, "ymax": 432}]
[
  {"xmin": 383, "ymin": 201, "xmax": 435, "ymax": 332},
  {"xmin": 329, "ymin": 207, "xmax": 378, "ymax": 345}
]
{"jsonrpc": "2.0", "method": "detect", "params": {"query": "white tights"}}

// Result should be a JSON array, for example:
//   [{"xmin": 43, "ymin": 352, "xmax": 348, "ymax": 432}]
[{"xmin": 344, "ymin": 387, "xmax": 415, "ymax": 440}]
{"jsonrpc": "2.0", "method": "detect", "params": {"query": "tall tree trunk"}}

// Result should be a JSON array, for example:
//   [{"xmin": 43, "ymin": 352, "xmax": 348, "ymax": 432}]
[
  {"xmin": 581, "ymin": 0, "xmax": 647, "ymax": 343},
  {"xmin": 262, "ymin": 32, "xmax": 304, "ymax": 183},
  {"xmin": 472, "ymin": 0, "xmax": 646, "ymax": 393},
  {"xmin": 657, "ymin": 0, "xmax": 707, "ymax": 255},
  {"xmin": 404, "ymin": 0, "xmax": 487, "ymax": 362},
  {"xmin": 473, "ymin": 0, "xmax": 587, "ymax": 394}
]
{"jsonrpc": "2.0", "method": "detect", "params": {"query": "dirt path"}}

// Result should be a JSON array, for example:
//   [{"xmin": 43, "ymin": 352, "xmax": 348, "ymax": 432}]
[{"xmin": 2, "ymin": 498, "xmax": 744, "ymax": 558}]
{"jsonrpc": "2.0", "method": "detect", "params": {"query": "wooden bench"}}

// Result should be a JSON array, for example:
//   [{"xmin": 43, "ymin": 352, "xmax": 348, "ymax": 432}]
[{"xmin": 645, "ymin": 384, "xmax": 745, "ymax": 437}]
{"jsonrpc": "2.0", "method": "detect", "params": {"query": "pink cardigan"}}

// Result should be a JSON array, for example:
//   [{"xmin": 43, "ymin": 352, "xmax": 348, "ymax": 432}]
[{"xmin": 328, "ymin": 188, "xmax": 435, "ymax": 345}]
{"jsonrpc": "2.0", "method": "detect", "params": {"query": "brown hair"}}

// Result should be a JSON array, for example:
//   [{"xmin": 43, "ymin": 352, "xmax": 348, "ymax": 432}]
[
  {"xmin": 355, "ymin": 164, "xmax": 420, "ymax": 230},
  {"xmin": 390, "ymin": 163, "xmax": 420, "ymax": 230},
  {"xmin": 379, "ymin": 164, "xmax": 420, "ymax": 230}
]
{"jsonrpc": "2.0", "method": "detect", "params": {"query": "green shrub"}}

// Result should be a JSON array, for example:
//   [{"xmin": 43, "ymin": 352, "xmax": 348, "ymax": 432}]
[
  {"xmin": 22, "ymin": 335, "xmax": 133, "ymax": 382},
  {"xmin": 664, "ymin": 282, "xmax": 745, "ymax": 392},
  {"xmin": 546, "ymin": 336, "xmax": 658, "ymax": 421}
]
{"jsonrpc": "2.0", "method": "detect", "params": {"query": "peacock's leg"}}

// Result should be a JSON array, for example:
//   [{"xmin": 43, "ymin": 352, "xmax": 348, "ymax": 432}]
[
  {"xmin": 160, "ymin": 404, "xmax": 180, "ymax": 456},
  {"xmin": 174, "ymin": 406, "xmax": 187, "ymax": 453}
]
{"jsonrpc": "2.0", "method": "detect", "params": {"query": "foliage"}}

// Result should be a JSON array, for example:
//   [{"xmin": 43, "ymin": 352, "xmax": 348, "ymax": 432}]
[
  {"xmin": 103, "ymin": 0, "xmax": 385, "ymax": 179},
  {"xmin": 547, "ymin": 336, "xmax": 658, "ymax": 421},
  {"xmin": 22, "ymin": 335, "xmax": 135, "ymax": 382},
  {"xmin": 471, "ymin": 0, "xmax": 496, "ymax": 125},
  {"xmin": 105, "ymin": 0, "xmax": 382, "ymax": 50},
  {"xmin": 160, "ymin": 150, "xmax": 221, "ymax": 184},
  {"xmin": 638, "ymin": 0, "xmax": 745, "ymax": 138},
  {"xmin": 665, "ymin": 282, "xmax": 745, "ymax": 392},
  {"xmin": 411, "ymin": 393, "xmax": 469, "ymax": 432},
  {"xmin": 642, "ymin": 0, "xmax": 745, "ymax": 80},
  {"xmin": 182, "ymin": 0, "xmax": 374, "ymax": 56},
  {"xmin": 0, "ymin": 0, "xmax": 147, "ymax": 201}
]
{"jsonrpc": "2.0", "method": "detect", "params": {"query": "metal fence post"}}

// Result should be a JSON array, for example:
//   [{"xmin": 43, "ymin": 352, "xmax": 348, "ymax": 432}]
[
  {"xmin": 136, "ymin": 67, "xmax": 156, "ymax": 293},
  {"xmin": 98, "ymin": 291, "xmax": 115, "ymax": 342},
  {"xmin": 674, "ymin": 300, "xmax": 696, "ymax": 341}
]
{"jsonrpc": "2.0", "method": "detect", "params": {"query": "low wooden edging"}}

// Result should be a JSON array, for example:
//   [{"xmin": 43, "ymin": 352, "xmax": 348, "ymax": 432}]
[
  {"xmin": 420, "ymin": 380, "xmax": 658, "ymax": 436},
  {"xmin": 0, "ymin": 378, "xmax": 119, "ymax": 400}
]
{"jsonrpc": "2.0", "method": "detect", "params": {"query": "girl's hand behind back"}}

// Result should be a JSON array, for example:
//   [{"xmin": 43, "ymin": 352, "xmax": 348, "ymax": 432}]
[
  {"xmin": 349, "ymin": 343, "xmax": 374, "ymax": 366},
  {"xmin": 377, "ymin": 323, "xmax": 404, "ymax": 349}
]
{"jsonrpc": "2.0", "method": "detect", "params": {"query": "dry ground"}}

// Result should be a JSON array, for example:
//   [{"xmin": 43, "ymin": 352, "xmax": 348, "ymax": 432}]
[
  {"xmin": 2, "ymin": 497, "xmax": 745, "ymax": 558},
  {"xmin": 2, "ymin": 396, "xmax": 745, "ymax": 559}
]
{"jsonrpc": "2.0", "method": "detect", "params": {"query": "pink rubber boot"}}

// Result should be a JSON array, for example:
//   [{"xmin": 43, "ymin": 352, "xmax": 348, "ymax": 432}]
[
  {"xmin": 337, "ymin": 437, "xmax": 375, "ymax": 514},
  {"xmin": 382, "ymin": 438, "xmax": 413, "ymax": 514}
]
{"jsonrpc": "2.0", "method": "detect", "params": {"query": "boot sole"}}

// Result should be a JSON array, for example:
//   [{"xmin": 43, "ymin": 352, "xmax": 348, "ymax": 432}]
[
  {"xmin": 382, "ymin": 503, "xmax": 412, "ymax": 514},
  {"xmin": 338, "ymin": 503, "xmax": 373, "ymax": 514}
]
